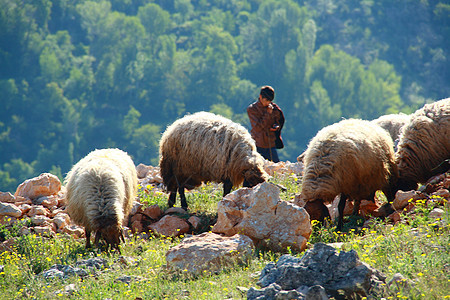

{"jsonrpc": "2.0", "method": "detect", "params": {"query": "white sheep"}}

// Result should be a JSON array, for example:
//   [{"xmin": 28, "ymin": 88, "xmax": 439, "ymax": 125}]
[
  {"xmin": 159, "ymin": 111, "xmax": 269, "ymax": 209},
  {"xmin": 301, "ymin": 119, "xmax": 398, "ymax": 230},
  {"xmin": 65, "ymin": 148, "xmax": 138, "ymax": 251},
  {"xmin": 371, "ymin": 112, "xmax": 411, "ymax": 150}
]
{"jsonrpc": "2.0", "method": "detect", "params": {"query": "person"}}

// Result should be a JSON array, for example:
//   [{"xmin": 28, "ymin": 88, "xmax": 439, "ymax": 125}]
[{"xmin": 247, "ymin": 85, "xmax": 285, "ymax": 162}]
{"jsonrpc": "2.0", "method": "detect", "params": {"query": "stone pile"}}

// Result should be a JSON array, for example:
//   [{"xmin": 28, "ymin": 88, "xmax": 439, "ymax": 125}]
[
  {"xmin": 0, "ymin": 173, "xmax": 84, "ymax": 239},
  {"xmin": 247, "ymin": 243, "xmax": 387, "ymax": 300}
]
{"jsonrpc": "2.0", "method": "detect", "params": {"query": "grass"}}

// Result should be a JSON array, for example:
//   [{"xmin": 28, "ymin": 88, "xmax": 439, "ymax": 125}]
[{"xmin": 0, "ymin": 173, "xmax": 449, "ymax": 299}]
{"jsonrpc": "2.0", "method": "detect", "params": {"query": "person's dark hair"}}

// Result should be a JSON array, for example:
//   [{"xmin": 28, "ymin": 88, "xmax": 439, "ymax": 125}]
[{"xmin": 260, "ymin": 85, "xmax": 275, "ymax": 101}]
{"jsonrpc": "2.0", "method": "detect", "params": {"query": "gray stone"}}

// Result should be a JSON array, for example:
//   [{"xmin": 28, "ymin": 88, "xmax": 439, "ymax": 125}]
[
  {"xmin": 248, "ymin": 243, "xmax": 386, "ymax": 299},
  {"xmin": 305, "ymin": 285, "xmax": 328, "ymax": 300}
]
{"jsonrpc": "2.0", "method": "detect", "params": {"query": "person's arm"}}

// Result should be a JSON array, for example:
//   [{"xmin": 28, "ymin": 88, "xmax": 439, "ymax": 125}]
[{"xmin": 271, "ymin": 103, "xmax": 285, "ymax": 131}]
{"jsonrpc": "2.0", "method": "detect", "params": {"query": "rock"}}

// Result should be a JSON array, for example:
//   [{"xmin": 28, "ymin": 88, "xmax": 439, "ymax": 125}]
[
  {"xmin": 34, "ymin": 195, "xmax": 59, "ymax": 208},
  {"xmin": 130, "ymin": 201, "xmax": 143, "ymax": 215},
  {"xmin": 53, "ymin": 213, "xmax": 71, "ymax": 231},
  {"xmin": 329, "ymin": 195, "xmax": 354, "ymax": 220},
  {"xmin": 166, "ymin": 232, "xmax": 254, "ymax": 275},
  {"xmin": 248, "ymin": 243, "xmax": 386, "ymax": 300},
  {"xmin": 136, "ymin": 163, "xmax": 153, "ymax": 179},
  {"xmin": 64, "ymin": 284, "xmax": 77, "ymax": 296},
  {"xmin": 15, "ymin": 173, "xmax": 61, "ymax": 200},
  {"xmin": 443, "ymin": 178, "xmax": 450, "ymax": 189},
  {"xmin": 18, "ymin": 203, "xmax": 32, "ymax": 214},
  {"xmin": 41, "ymin": 264, "xmax": 89, "ymax": 280},
  {"xmin": 393, "ymin": 190, "xmax": 422, "ymax": 210},
  {"xmin": 57, "ymin": 186, "xmax": 67, "ymax": 207},
  {"xmin": 359, "ymin": 200, "xmax": 382, "ymax": 219},
  {"xmin": 148, "ymin": 215, "xmax": 189, "ymax": 237},
  {"xmin": 0, "ymin": 202, "xmax": 22, "ymax": 218},
  {"xmin": 432, "ymin": 188, "xmax": 450, "ymax": 200},
  {"xmin": 165, "ymin": 207, "xmax": 188, "ymax": 216},
  {"xmin": 63, "ymin": 225, "xmax": 85, "ymax": 238},
  {"xmin": 188, "ymin": 216, "xmax": 202, "ymax": 231},
  {"xmin": 0, "ymin": 192, "xmax": 15, "ymax": 203},
  {"xmin": 212, "ymin": 182, "xmax": 311, "ymax": 252},
  {"xmin": 33, "ymin": 225, "xmax": 56, "ymax": 237},
  {"xmin": 31, "ymin": 215, "xmax": 51, "ymax": 226},
  {"xmin": 387, "ymin": 211, "xmax": 401, "ymax": 224},
  {"xmin": 428, "ymin": 208, "xmax": 444, "ymax": 220},
  {"xmin": 263, "ymin": 161, "xmax": 304, "ymax": 177},
  {"xmin": 115, "ymin": 275, "xmax": 145, "ymax": 284},
  {"xmin": 142, "ymin": 205, "xmax": 163, "ymax": 220},
  {"xmin": 27, "ymin": 205, "xmax": 50, "ymax": 217},
  {"xmin": 131, "ymin": 219, "xmax": 144, "ymax": 234},
  {"xmin": 75, "ymin": 257, "xmax": 108, "ymax": 271}
]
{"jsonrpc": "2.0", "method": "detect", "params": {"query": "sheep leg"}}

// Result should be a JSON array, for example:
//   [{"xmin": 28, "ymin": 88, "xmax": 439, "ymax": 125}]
[
  {"xmin": 179, "ymin": 186, "xmax": 188, "ymax": 210},
  {"xmin": 85, "ymin": 229, "xmax": 92, "ymax": 249},
  {"xmin": 337, "ymin": 194, "xmax": 348, "ymax": 231},
  {"xmin": 168, "ymin": 191, "xmax": 177, "ymax": 208},
  {"xmin": 223, "ymin": 179, "xmax": 233, "ymax": 196},
  {"xmin": 94, "ymin": 231, "xmax": 101, "ymax": 248}
]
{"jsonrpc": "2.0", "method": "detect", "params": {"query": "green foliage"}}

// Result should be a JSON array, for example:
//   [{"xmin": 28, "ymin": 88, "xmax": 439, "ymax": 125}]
[{"xmin": 1, "ymin": 0, "xmax": 448, "ymax": 192}]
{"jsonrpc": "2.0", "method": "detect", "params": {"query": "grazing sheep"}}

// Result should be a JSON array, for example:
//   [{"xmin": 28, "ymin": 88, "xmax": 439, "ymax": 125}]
[
  {"xmin": 395, "ymin": 98, "xmax": 450, "ymax": 191},
  {"xmin": 159, "ymin": 111, "xmax": 269, "ymax": 209},
  {"xmin": 65, "ymin": 148, "xmax": 138, "ymax": 251},
  {"xmin": 301, "ymin": 119, "xmax": 398, "ymax": 230},
  {"xmin": 371, "ymin": 113, "xmax": 411, "ymax": 149}
]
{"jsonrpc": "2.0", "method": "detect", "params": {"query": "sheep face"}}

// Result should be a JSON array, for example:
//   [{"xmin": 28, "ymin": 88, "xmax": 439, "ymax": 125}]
[
  {"xmin": 242, "ymin": 166, "xmax": 267, "ymax": 188},
  {"xmin": 98, "ymin": 224, "xmax": 123, "ymax": 251}
]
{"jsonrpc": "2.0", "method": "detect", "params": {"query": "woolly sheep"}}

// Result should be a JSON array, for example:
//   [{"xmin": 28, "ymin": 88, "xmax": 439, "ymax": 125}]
[
  {"xmin": 395, "ymin": 98, "xmax": 450, "ymax": 191},
  {"xmin": 301, "ymin": 119, "xmax": 398, "ymax": 230},
  {"xmin": 371, "ymin": 113, "xmax": 411, "ymax": 150},
  {"xmin": 65, "ymin": 148, "xmax": 138, "ymax": 251},
  {"xmin": 159, "ymin": 111, "xmax": 269, "ymax": 209}
]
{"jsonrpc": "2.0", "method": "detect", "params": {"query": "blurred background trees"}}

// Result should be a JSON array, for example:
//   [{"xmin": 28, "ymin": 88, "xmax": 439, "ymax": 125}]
[{"xmin": 0, "ymin": 0, "xmax": 448, "ymax": 192}]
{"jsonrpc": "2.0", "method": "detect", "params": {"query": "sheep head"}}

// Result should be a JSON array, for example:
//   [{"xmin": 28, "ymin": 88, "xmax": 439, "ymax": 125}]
[{"xmin": 243, "ymin": 165, "xmax": 268, "ymax": 188}]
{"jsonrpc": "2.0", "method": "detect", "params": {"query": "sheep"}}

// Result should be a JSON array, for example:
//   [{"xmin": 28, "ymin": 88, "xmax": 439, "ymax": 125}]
[
  {"xmin": 300, "ymin": 119, "xmax": 398, "ymax": 230},
  {"xmin": 65, "ymin": 148, "xmax": 138, "ymax": 251},
  {"xmin": 395, "ymin": 98, "xmax": 450, "ymax": 191},
  {"xmin": 297, "ymin": 113, "xmax": 410, "ymax": 164},
  {"xmin": 371, "ymin": 113, "xmax": 411, "ymax": 150},
  {"xmin": 159, "ymin": 111, "xmax": 269, "ymax": 209}
]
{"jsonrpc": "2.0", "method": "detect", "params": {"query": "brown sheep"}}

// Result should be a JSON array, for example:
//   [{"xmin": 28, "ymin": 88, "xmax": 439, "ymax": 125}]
[
  {"xmin": 159, "ymin": 111, "xmax": 269, "ymax": 209},
  {"xmin": 395, "ymin": 98, "xmax": 450, "ymax": 191},
  {"xmin": 65, "ymin": 148, "xmax": 138, "ymax": 251},
  {"xmin": 301, "ymin": 119, "xmax": 398, "ymax": 230}
]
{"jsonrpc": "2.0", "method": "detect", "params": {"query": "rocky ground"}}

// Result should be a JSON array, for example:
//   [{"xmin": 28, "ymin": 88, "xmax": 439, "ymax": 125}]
[{"xmin": 0, "ymin": 160, "xmax": 448, "ymax": 294}]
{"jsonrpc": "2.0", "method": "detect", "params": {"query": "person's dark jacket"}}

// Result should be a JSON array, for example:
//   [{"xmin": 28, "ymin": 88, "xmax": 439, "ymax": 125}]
[{"xmin": 247, "ymin": 100, "xmax": 285, "ymax": 149}]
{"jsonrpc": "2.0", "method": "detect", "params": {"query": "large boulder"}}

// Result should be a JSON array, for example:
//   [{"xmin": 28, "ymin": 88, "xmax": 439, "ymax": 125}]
[
  {"xmin": 212, "ymin": 182, "xmax": 311, "ymax": 252},
  {"xmin": 15, "ymin": 173, "xmax": 61, "ymax": 200},
  {"xmin": 248, "ymin": 243, "xmax": 386, "ymax": 300},
  {"xmin": 166, "ymin": 232, "xmax": 253, "ymax": 275}
]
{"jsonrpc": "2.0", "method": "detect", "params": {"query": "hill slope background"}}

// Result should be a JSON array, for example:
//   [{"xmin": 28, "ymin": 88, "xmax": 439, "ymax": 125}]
[{"xmin": 1, "ymin": 0, "xmax": 449, "ymax": 192}]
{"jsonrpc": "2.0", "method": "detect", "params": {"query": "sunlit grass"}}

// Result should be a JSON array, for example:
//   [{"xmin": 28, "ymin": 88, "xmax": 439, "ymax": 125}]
[{"xmin": 0, "ymin": 174, "xmax": 448, "ymax": 299}]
